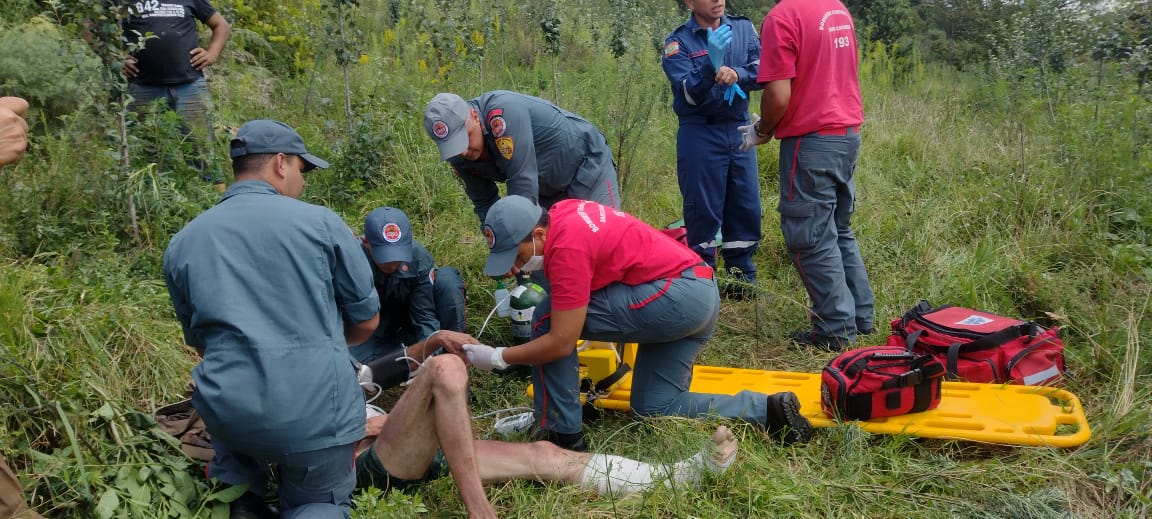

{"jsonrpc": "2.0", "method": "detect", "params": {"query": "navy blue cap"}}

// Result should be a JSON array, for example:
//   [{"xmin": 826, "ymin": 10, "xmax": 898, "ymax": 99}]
[{"xmin": 364, "ymin": 207, "xmax": 413, "ymax": 264}]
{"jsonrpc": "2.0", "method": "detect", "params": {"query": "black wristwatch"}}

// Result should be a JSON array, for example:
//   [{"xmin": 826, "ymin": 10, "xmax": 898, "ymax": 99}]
[{"xmin": 754, "ymin": 122, "xmax": 772, "ymax": 138}]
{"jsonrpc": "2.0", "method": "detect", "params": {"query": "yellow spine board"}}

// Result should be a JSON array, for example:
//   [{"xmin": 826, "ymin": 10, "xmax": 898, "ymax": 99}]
[{"xmin": 528, "ymin": 345, "xmax": 1091, "ymax": 448}]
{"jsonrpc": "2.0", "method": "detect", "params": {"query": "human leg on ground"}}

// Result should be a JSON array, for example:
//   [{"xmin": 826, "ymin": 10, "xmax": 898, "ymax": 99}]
[
  {"xmin": 582, "ymin": 275, "xmax": 813, "ymax": 443},
  {"xmin": 273, "ymin": 443, "xmax": 357, "ymax": 519},
  {"xmin": 470, "ymin": 425, "xmax": 738, "ymax": 497},
  {"xmin": 372, "ymin": 354, "xmax": 495, "ymax": 518}
]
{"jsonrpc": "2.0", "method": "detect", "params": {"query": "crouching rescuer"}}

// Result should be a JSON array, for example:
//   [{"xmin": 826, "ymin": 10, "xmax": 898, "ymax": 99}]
[{"xmin": 460, "ymin": 195, "xmax": 814, "ymax": 450}]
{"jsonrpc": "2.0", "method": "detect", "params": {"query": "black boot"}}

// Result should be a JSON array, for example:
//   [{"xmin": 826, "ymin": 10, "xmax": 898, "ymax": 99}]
[
  {"xmin": 229, "ymin": 491, "xmax": 277, "ymax": 519},
  {"xmin": 765, "ymin": 392, "xmax": 814, "ymax": 445}
]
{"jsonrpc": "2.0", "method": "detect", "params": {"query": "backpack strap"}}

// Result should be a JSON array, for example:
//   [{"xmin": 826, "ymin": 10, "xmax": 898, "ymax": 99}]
[{"xmin": 955, "ymin": 323, "xmax": 1033, "ymax": 352}]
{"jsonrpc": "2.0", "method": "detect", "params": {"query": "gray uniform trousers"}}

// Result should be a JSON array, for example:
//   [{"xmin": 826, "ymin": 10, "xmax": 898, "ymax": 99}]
[
  {"xmin": 777, "ymin": 128, "xmax": 875, "ymax": 340},
  {"xmin": 530, "ymin": 265, "xmax": 771, "ymax": 435}
]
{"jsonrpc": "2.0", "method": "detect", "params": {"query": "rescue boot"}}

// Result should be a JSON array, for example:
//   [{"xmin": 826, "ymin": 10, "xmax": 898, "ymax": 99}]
[
  {"xmin": 228, "ymin": 491, "xmax": 277, "ymax": 519},
  {"xmin": 788, "ymin": 330, "xmax": 849, "ymax": 352},
  {"xmin": 721, "ymin": 267, "xmax": 760, "ymax": 301},
  {"xmin": 764, "ymin": 392, "xmax": 813, "ymax": 445}
]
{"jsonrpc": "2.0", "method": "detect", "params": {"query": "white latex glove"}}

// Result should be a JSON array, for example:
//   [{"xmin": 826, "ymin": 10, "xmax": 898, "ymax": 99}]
[
  {"xmin": 463, "ymin": 344, "xmax": 510, "ymax": 371},
  {"xmin": 738, "ymin": 113, "xmax": 772, "ymax": 152}
]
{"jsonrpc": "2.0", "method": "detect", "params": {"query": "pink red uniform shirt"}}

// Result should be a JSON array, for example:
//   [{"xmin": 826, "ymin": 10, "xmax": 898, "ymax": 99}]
[
  {"xmin": 544, "ymin": 200, "xmax": 701, "ymax": 311},
  {"xmin": 757, "ymin": 0, "xmax": 864, "ymax": 138}
]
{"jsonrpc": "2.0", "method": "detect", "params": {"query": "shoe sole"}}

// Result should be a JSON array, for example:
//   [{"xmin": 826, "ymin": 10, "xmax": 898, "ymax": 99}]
[{"xmin": 769, "ymin": 392, "xmax": 814, "ymax": 445}]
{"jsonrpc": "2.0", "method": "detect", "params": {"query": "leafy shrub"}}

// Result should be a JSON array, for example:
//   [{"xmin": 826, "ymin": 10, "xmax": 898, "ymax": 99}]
[
  {"xmin": 219, "ymin": 0, "xmax": 325, "ymax": 76},
  {"xmin": 0, "ymin": 16, "xmax": 105, "ymax": 116}
]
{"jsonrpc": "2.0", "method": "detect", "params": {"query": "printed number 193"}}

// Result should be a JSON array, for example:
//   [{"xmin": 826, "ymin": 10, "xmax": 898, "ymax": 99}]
[{"xmin": 834, "ymin": 36, "xmax": 852, "ymax": 48}]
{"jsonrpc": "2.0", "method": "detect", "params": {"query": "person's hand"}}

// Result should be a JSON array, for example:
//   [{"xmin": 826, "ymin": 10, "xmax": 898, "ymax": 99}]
[
  {"xmin": 0, "ymin": 97, "xmax": 29, "ymax": 167},
  {"xmin": 365, "ymin": 415, "xmax": 388, "ymax": 438},
  {"xmin": 429, "ymin": 329, "xmax": 480, "ymax": 356},
  {"xmin": 707, "ymin": 25, "xmax": 732, "ymax": 71},
  {"xmin": 463, "ymin": 344, "xmax": 510, "ymax": 372},
  {"xmin": 122, "ymin": 56, "xmax": 139, "ymax": 78},
  {"xmin": 190, "ymin": 48, "xmax": 219, "ymax": 71},
  {"xmin": 738, "ymin": 113, "xmax": 772, "ymax": 152},
  {"xmin": 715, "ymin": 66, "xmax": 738, "ymax": 86}
]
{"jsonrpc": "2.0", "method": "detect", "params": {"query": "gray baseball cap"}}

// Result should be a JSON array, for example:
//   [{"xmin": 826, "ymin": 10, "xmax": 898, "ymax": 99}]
[
  {"xmin": 482, "ymin": 195, "xmax": 542, "ymax": 277},
  {"xmin": 230, "ymin": 119, "xmax": 329, "ymax": 171},
  {"xmin": 423, "ymin": 93, "xmax": 471, "ymax": 160},
  {"xmin": 364, "ymin": 207, "xmax": 413, "ymax": 264}
]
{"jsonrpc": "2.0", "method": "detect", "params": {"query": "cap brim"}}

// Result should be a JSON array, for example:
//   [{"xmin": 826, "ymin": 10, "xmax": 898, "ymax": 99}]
[
  {"xmin": 435, "ymin": 130, "xmax": 469, "ymax": 160},
  {"xmin": 370, "ymin": 243, "xmax": 412, "ymax": 264},
  {"xmin": 483, "ymin": 247, "xmax": 518, "ymax": 277},
  {"xmin": 300, "ymin": 153, "xmax": 329, "ymax": 171}
]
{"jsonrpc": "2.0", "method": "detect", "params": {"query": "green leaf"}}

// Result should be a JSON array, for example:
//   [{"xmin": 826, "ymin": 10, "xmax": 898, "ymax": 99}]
[
  {"xmin": 95, "ymin": 488, "xmax": 121, "ymax": 519},
  {"xmin": 95, "ymin": 402, "xmax": 116, "ymax": 420},
  {"xmin": 209, "ymin": 501, "xmax": 230, "ymax": 519},
  {"xmin": 205, "ymin": 483, "xmax": 250, "ymax": 504}
]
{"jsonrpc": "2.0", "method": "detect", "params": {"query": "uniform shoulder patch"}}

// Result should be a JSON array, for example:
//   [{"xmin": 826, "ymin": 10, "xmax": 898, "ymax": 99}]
[
  {"xmin": 495, "ymin": 136, "xmax": 514, "ymax": 160},
  {"xmin": 489, "ymin": 116, "xmax": 506, "ymax": 137},
  {"xmin": 486, "ymin": 109, "xmax": 506, "ymax": 137},
  {"xmin": 663, "ymin": 41, "xmax": 680, "ymax": 58}
]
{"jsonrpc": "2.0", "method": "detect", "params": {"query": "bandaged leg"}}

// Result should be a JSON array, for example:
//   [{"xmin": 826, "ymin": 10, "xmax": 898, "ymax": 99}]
[{"xmin": 578, "ymin": 425, "xmax": 737, "ymax": 497}]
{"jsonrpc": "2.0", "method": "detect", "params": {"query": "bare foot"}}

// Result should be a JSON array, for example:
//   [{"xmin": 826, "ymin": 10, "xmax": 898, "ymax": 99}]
[{"xmin": 708, "ymin": 425, "xmax": 738, "ymax": 473}]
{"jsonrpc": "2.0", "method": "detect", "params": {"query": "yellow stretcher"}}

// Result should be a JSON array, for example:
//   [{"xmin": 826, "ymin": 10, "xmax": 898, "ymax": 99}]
[{"xmin": 527, "ymin": 342, "xmax": 1092, "ymax": 448}]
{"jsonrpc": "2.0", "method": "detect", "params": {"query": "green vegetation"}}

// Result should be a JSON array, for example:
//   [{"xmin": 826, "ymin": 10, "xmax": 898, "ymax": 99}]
[{"xmin": 1, "ymin": 0, "xmax": 1149, "ymax": 517}]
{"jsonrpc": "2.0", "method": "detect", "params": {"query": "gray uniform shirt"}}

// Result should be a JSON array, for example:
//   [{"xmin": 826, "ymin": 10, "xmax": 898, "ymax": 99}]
[
  {"xmin": 447, "ymin": 90, "xmax": 617, "ymax": 223},
  {"xmin": 163, "ymin": 180, "xmax": 379, "ymax": 456}
]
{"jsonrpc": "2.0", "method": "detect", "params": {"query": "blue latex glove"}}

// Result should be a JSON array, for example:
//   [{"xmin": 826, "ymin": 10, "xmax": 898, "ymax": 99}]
[
  {"xmin": 706, "ymin": 25, "xmax": 732, "ymax": 71},
  {"xmin": 723, "ymin": 84, "xmax": 747, "ymax": 106}
]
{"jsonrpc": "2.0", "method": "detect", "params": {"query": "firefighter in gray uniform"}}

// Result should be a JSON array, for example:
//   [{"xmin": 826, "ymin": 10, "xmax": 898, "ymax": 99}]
[
  {"xmin": 422, "ymin": 90, "xmax": 621, "ymax": 225},
  {"xmin": 353, "ymin": 207, "xmax": 468, "ymax": 389}
]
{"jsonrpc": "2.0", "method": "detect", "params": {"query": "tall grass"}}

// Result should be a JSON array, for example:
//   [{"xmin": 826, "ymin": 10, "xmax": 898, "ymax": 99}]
[{"xmin": 0, "ymin": 0, "xmax": 1149, "ymax": 516}]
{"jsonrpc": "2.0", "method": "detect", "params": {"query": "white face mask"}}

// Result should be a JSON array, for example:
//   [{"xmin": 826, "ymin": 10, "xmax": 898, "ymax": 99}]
[{"xmin": 519, "ymin": 237, "xmax": 545, "ymax": 273}]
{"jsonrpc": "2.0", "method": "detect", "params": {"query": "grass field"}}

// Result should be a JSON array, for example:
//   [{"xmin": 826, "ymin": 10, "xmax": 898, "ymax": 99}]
[{"xmin": 1, "ymin": 1, "xmax": 1149, "ymax": 517}]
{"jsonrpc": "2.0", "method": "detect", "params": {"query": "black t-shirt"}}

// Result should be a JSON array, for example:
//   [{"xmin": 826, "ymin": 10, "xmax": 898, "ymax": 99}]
[{"xmin": 123, "ymin": 0, "xmax": 217, "ymax": 85}]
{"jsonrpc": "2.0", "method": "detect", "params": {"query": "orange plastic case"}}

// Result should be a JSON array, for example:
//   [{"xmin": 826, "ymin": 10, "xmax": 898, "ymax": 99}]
[{"xmin": 527, "ymin": 342, "xmax": 1091, "ymax": 448}]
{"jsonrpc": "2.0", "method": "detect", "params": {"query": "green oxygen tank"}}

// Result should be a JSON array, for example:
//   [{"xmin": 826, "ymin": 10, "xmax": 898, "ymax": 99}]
[{"xmin": 509, "ymin": 273, "xmax": 546, "ymax": 344}]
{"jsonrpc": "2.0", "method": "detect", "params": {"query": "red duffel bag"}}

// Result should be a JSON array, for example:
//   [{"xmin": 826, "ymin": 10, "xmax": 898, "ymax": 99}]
[
  {"xmin": 821, "ymin": 346, "xmax": 946, "ymax": 420},
  {"xmin": 886, "ymin": 300, "xmax": 1065, "ymax": 386}
]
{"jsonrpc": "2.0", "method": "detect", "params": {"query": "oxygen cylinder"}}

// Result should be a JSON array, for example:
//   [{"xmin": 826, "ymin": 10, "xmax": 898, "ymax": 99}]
[
  {"xmin": 509, "ymin": 274, "xmax": 546, "ymax": 344},
  {"xmin": 493, "ymin": 280, "xmax": 512, "ymax": 318}
]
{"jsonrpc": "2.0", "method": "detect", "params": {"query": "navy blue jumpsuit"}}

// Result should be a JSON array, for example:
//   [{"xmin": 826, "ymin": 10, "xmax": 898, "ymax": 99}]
[{"xmin": 661, "ymin": 15, "xmax": 763, "ymax": 282}]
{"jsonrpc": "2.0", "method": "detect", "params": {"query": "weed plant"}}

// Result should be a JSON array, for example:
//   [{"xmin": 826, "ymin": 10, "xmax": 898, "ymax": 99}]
[{"xmin": 0, "ymin": 0, "xmax": 1149, "ymax": 517}]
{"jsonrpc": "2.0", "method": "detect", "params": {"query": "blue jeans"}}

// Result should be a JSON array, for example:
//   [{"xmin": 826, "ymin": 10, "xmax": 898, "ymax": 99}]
[
  {"xmin": 530, "ymin": 267, "xmax": 771, "ymax": 434},
  {"xmin": 777, "ymin": 128, "xmax": 875, "ymax": 340},
  {"xmin": 208, "ymin": 439, "xmax": 357, "ymax": 519},
  {"xmin": 128, "ymin": 77, "xmax": 219, "ymax": 182}
]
